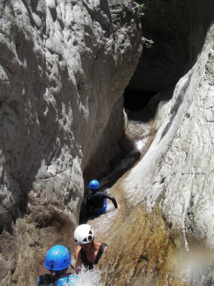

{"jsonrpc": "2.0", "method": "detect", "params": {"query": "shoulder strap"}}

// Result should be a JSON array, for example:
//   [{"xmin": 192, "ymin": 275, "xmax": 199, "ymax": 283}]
[{"xmin": 94, "ymin": 243, "xmax": 108, "ymax": 265}]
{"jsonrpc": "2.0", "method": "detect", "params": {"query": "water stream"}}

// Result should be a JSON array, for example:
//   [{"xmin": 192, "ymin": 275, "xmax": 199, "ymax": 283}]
[
  {"xmin": 73, "ymin": 109, "xmax": 214, "ymax": 286},
  {"xmin": 74, "ymin": 111, "xmax": 154, "ymax": 286}
]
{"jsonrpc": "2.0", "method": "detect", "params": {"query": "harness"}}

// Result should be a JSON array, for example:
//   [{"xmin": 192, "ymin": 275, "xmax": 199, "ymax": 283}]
[
  {"xmin": 92, "ymin": 199, "xmax": 107, "ymax": 214},
  {"xmin": 81, "ymin": 243, "xmax": 108, "ymax": 270}
]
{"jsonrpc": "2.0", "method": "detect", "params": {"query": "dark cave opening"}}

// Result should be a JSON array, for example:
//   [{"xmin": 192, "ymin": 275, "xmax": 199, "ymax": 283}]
[{"xmin": 123, "ymin": 88, "xmax": 156, "ymax": 110}]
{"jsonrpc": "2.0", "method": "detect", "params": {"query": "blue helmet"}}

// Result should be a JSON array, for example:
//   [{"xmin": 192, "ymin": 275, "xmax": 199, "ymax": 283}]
[
  {"xmin": 89, "ymin": 180, "xmax": 99, "ymax": 190},
  {"xmin": 44, "ymin": 245, "xmax": 71, "ymax": 271}
]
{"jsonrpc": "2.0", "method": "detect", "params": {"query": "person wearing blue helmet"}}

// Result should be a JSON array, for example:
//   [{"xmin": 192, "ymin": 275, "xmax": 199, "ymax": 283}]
[
  {"xmin": 37, "ymin": 245, "xmax": 79, "ymax": 286},
  {"xmin": 87, "ymin": 179, "xmax": 118, "ymax": 216}
]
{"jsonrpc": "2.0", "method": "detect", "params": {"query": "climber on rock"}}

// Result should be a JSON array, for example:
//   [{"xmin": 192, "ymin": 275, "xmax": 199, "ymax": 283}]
[
  {"xmin": 38, "ymin": 245, "xmax": 79, "ymax": 286},
  {"xmin": 74, "ymin": 224, "xmax": 108, "ymax": 274},
  {"xmin": 87, "ymin": 179, "xmax": 118, "ymax": 217}
]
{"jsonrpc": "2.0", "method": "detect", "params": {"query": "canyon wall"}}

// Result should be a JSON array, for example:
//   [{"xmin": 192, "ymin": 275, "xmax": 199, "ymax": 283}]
[
  {"xmin": 99, "ymin": 8, "xmax": 214, "ymax": 286},
  {"xmin": 125, "ymin": 0, "xmax": 214, "ymax": 251},
  {"xmin": 0, "ymin": 1, "xmax": 142, "ymax": 285},
  {"xmin": 129, "ymin": 0, "xmax": 214, "ymax": 93},
  {"xmin": 124, "ymin": 19, "xmax": 214, "ymax": 247}
]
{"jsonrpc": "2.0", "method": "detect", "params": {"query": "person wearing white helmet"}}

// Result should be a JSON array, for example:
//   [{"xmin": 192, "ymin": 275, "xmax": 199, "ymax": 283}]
[{"xmin": 73, "ymin": 224, "xmax": 108, "ymax": 274}]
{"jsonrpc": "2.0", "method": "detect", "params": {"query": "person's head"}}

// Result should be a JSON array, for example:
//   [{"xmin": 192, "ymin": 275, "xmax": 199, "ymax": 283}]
[
  {"xmin": 89, "ymin": 179, "xmax": 99, "ymax": 192},
  {"xmin": 44, "ymin": 245, "xmax": 71, "ymax": 277},
  {"xmin": 74, "ymin": 224, "xmax": 95, "ymax": 249}
]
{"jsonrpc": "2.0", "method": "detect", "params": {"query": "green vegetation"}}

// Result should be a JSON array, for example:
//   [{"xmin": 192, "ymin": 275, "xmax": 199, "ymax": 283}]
[
  {"xmin": 135, "ymin": 2, "xmax": 146, "ymax": 17},
  {"xmin": 133, "ymin": 1, "xmax": 154, "ymax": 49},
  {"xmin": 142, "ymin": 37, "xmax": 154, "ymax": 49}
]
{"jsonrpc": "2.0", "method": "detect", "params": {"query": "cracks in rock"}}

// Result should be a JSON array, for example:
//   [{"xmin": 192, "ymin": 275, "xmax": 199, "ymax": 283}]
[
  {"xmin": 159, "ymin": 74, "xmax": 191, "ymax": 142},
  {"xmin": 82, "ymin": 0, "xmax": 113, "ymax": 38},
  {"xmin": 137, "ymin": 254, "xmax": 148, "ymax": 264}
]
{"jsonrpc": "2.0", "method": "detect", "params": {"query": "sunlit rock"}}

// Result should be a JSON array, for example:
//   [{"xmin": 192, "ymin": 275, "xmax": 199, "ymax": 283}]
[
  {"xmin": 96, "ymin": 15, "xmax": 214, "ymax": 286},
  {"xmin": 97, "ymin": 18, "xmax": 214, "ymax": 286},
  {"xmin": 125, "ymin": 21, "xmax": 214, "ymax": 248},
  {"xmin": 0, "ymin": 0, "xmax": 142, "ymax": 284}
]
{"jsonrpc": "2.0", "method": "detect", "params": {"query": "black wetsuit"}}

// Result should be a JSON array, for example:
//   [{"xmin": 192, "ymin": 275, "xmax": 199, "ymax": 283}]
[
  {"xmin": 81, "ymin": 243, "xmax": 108, "ymax": 270},
  {"xmin": 37, "ymin": 273, "xmax": 77, "ymax": 286},
  {"xmin": 87, "ymin": 190, "xmax": 118, "ymax": 215},
  {"xmin": 37, "ymin": 274, "xmax": 56, "ymax": 286}
]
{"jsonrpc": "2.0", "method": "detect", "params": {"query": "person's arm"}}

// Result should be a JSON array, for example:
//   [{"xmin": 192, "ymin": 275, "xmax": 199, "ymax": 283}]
[
  {"xmin": 74, "ymin": 246, "xmax": 82, "ymax": 275},
  {"xmin": 105, "ymin": 194, "xmax": 118, "ymax": 209}
]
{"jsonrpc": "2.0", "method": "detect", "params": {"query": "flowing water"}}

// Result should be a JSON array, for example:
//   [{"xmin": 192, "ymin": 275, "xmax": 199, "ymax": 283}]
[
  {"xmin": 73, "ymin": 269, "xmax": 103, "ymax": 286},
  {"xmin": 72, "ymin": 109, "xmax": 214, "ymax": 285},
  {"xmin": 74, "ymin": 112, "xmax": 154, "ymax": 286}
]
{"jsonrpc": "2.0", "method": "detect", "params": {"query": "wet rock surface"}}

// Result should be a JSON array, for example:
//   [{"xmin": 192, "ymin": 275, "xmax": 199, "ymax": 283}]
[
  {"xmin": 125, "ymin": 21, "xmax": 214, "ymax": 248},
  {"xmin": 94, "ymin": 14, "xmax": 214, "ymax": 286},
  {"xmin": 98, "ymin": 205, "xmax": 182, "ymax": 286}
]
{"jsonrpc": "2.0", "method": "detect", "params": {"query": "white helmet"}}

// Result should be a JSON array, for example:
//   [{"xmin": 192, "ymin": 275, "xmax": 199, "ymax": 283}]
[{"xmin": 74, "ymin": 224, "xmax": 95, "ymax": 245}]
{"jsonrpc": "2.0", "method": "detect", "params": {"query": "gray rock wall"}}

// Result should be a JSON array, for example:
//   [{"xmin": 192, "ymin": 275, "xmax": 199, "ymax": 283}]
[
  {"xmin": 0, "ymin": 0, "xmax": 142, "ymax": 284},
  {"xmin": 97, "ymin": 17, "xmax": 214, "ymax": 286},
  {"xmin": 125, "ymin": 20, "xmax": 214, "ymax": 248},
  {"xmin": 129, "ymin": 0, "xmax": 214, "ymax": 92}
]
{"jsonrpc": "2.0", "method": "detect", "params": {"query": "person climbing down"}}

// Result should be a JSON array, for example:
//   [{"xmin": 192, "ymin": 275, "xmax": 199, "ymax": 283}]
[
  {"xmin": 74, "ymin": 224, "xmax": 108, "ymax": 274},
  {"xmin": 38, "ymin": 245, "xmax": 79, "ymax": 286},
  {"xmin": 87, "ymin": 179, "xmax": 118, "ymax": 216}
]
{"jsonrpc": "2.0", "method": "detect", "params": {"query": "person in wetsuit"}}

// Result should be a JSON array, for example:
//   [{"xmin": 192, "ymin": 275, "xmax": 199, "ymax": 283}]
[
  {"xmin": 38, "ymin": 245, "xmax": 79, "ymax": 286},
  {"xmin": 74, "ymin": 224, "xmax": 108, "ymax": 274},
  {"xmin": 87, "ymin": 179, "xmax": 118, "ymax": 216}
]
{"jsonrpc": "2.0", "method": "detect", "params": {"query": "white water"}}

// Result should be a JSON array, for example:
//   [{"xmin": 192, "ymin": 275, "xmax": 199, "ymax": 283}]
[
  {"xmin": 126, "ymin": 120, "xmax": 152, "ymax": 152},
  {"xmin": 74, "ymin": 269, "xmax": 103, "ymax": 286},
  {"xmin": 74, "ymin": 116, "xmax": 153, "ymax": 285}
]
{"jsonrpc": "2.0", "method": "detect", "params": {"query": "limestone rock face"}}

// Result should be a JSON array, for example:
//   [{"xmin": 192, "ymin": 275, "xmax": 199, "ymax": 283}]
[
  {"xmin": 98, "ymin": 19, "xmax": 214, "ymax": 286},
  {"xmin": 125, "ymin": 21, "xmax": 214, "ymax": 247},
  {"xmin": 0, "ymin": 0, "xmax": 142, "ymax": 285}
]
